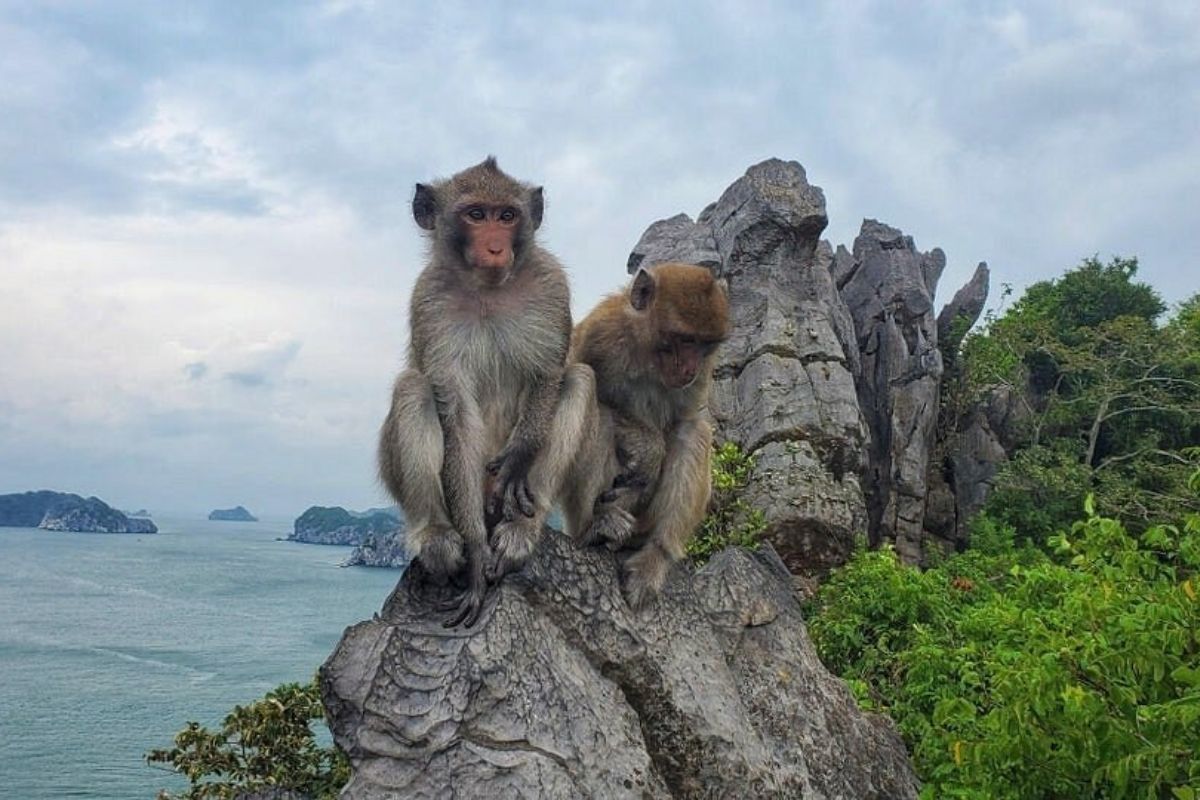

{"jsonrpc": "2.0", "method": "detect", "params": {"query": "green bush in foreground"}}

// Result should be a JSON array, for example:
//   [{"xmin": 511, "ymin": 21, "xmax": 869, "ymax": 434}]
[
  {"xmin": 809, "ymin": 488, "xmax": 1200, "ymax": 799},
  {"xmin": 148, "ymin": 679, "xmax": 348, "ymax": 800},
  {"xmin": 687, "ymin": 441, "xmax": 766, "ymax": 563}
]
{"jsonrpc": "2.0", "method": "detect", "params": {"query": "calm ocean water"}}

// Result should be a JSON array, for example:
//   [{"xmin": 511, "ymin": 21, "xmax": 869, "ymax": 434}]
[{"xmin": 0, "ymin": 515, "xmax": 402, "ymax": 799}]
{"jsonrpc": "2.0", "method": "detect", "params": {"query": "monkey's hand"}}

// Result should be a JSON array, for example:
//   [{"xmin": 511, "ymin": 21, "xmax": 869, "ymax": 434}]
[
  {"xmin": 486, "ymin": 516, "xmax": 539, "ymax": 583},
  {"xmin": 486, "ymin": 444, "xmax": 537, "ymax": 521},
  {"xmin": 583, "ymin": 504, "xmax": 636, "ymax": 552}
]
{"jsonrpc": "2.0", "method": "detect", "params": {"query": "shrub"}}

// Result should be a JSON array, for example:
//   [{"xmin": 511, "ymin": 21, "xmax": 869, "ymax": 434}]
[
  {"xmin": 148, "ymin": 679, "xmax": 348, "ymax": 800},
  {"xmin": 808, "ymin": 486, "xmax": 1200, "ymax": 799},
  {"xmin": 687, "ymin": 441, "xmax": 766, "ymax": 563}
]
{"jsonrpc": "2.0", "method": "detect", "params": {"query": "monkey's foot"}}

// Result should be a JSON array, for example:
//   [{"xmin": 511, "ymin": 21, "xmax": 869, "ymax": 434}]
[
  {"xmin": 442, "ymin": 556, "xmax": 489, "ymax": 628},
  {"xmin": 584, "ymin": 505, "xmax": 636, "ymax": 552},
  {"xmin": 621, "ymin": 544, "xmax": 673, "ymax": 611},
  {"xmin": 486, "ymin": 516, "xmax": 540, "ymax": 583},
  {"xmin": 411, "ymin": 524, "xmax": 466, "ymax": 583}
]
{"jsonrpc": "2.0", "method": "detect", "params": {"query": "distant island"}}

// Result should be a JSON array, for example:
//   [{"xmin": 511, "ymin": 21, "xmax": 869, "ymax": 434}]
[
  {"xmin": 0, "ymin": 490, "xmax": 158, "ymax": 534},
  {"xmin": 124, "ymin": 509, "xmax": 151, "ymax": 518},
  {"xmin": 209, "ymin": 506, "xmax": 258, "ymax": 522},
  {"xmin": 288, "ymin": 505, "xmax": 400, "ymax": 547},
  {"xmin": 343, "ymin": 526, "xmax": 408, "ymax": 568}
]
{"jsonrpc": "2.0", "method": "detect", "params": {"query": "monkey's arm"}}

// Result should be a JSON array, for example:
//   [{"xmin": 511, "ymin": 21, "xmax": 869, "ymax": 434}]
[
  {"xmin": 623, "ymin": 416, "xmax": 713, "ymax": 609},
  {"xmin": 436, "ymin": 386, "xmax": 492, "ymax": 627},
  {"xmin": 486, "ymin": 373, "xmax": 562, "ymax": 520},
  {"xmin": 488, "ymin": 270, "xmax": 573, "ymax": 520}
]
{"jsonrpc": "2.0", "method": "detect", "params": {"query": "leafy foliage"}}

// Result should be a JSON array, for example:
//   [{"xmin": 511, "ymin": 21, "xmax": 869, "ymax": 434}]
[
  {"xmin": 149, "ymin": 680, "xmax": 348, "ymax": 800},
  {"xmin": 808, "ymin": 480, "xmax": 1200, "ymax": 799},
  {"xmin": 948, "ymin": 257, "xmax": 1200, "ymax": 541},
  {"xmin": 687, "ymin": 441, "xmax": 766, "ymax": 562}
]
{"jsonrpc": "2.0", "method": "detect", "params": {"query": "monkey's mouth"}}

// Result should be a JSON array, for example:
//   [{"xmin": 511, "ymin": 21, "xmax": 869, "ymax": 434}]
[{"xmin": 477, "ymin": 267, "xmax": 511, "ymax": 287}]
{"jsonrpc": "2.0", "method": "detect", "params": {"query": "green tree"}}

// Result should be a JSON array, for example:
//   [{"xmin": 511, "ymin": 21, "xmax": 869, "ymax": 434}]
[
  {"xmin": 148, "ymin": 680, "xmax": 348, "ymax": 800},
  {"xmin": 954, "ymin": 259, "xmax": 1200, "ymax": 540}
]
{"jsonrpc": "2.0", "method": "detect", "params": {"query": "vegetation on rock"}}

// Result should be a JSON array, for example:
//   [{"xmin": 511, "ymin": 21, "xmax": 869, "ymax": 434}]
[{"xmin": 687, "ymin": 441, "xmax": 766, "ymax": 562}]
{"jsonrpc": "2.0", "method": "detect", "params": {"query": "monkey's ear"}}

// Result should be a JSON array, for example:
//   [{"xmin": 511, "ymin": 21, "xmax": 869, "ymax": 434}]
[
  {"xmin": 713, "ymin": 277, "xmax": 729, "ymax": 296},
  {"xmin": 529, "ymin": 186, "xmax": 544, "ymax": 230},
  {"xmin": 413, "ymin": 183, "xmax": 437, "ymax": 230},
  {"xmin": 630, "ymin": 268, "xmax": 656, "ymax": 311}
]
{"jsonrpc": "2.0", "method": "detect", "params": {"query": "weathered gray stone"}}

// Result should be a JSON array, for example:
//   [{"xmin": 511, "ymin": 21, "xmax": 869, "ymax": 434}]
[
  {"xmin": 627, "ymin": 213, "xmax": 721, "ymax": 274},
  {"xmin": 321, "ymin": 532, "xmax": 919, "ymax": 799},
  {"xmin": 937, "ymin": 262, "xmax": 990, "ymax": 365},
  {"xmin": 840, "ymin": 220, "xmax": 946, "ymax": 563}
]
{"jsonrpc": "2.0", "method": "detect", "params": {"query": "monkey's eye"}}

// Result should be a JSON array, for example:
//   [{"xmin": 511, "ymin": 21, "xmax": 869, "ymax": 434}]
[
  {"xmin": 465, "ymin": 207, "xmax": 486, "ymax": 222},
  {"xmin": 499, "ymin": 208, "xmax": 518, "ymax": 224}
]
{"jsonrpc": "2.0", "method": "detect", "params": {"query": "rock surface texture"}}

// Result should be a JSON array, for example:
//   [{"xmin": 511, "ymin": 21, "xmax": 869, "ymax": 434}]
[
  {"xmin": 321, "ymin": 531, "xmax": 919, "ymax": 799},
  {"xmin": 628, "ymin": 159, "xmax": 994, "ymax": 563}
]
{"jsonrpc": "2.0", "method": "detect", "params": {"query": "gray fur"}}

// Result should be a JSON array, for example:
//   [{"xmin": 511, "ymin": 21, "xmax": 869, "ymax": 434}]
[{"xmin": 379, "ymin": 159, "xmax": 589, "ymax": 627}]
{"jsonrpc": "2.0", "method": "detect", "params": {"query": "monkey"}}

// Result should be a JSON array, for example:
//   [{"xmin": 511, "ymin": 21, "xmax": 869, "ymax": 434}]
[
  {"xmin": 378, "ymin": 157, "xmax": 595, "ymax": 627},
  {"xmin": 561, "ymin": 262, "xmax": 730, "ymax": 609}
]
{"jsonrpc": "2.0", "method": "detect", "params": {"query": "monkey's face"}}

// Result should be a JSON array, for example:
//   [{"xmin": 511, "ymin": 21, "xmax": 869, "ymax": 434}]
[
  {"xmin": 655, "ymin": 335, "xmax": 719, "ymax": 389},
  {"xmin": 459, "ymin": 203, "xmax": 520, "ymax": 281}
]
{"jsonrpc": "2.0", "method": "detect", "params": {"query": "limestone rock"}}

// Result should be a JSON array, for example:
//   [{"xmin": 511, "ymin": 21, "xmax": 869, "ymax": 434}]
[
  {"xmin": 839, "ymin": 220, "xmax": 946, "ymax": 563},
  {"xmin": 937, "ymin": 262, "xmax": 990, "ymax": 365},
  {"xmin": 320, "ymin": 532, "xmax": 919, "ymax": 799}
]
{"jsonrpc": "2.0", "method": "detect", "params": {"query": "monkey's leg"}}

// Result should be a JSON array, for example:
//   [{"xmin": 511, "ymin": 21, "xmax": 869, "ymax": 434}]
[
  {"xmin": 488, "ymin": 363, "xmax": 596, "ymax": 582},
  {"xmin": 622, "ymin": 417, "xmax": 712, "ymax": 610},
  {"xmin": 378, "ymin": 370, "xmax": 463, "ymax": 581},
  {"xmin": 438, "ymin": 390, "xmax": 493, "ymax": 628}
]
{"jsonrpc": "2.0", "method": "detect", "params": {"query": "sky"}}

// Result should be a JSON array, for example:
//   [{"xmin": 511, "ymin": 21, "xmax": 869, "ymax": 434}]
[{"xmin": 1, "ymin": 1, "xmax": 1197, "ymax": 517}]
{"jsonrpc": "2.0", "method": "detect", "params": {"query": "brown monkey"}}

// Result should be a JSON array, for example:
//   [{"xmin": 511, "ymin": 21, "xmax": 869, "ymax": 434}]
[
  {"xmin": 562, "ymin": 262, "xmax": 730, "ymax": 609},
  {"xmin": 379, "ymin": 157, "xmax": 594, "ymax": 627}
]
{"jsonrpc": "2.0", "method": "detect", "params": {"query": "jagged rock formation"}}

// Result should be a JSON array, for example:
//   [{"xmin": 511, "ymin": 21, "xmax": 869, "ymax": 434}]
[
  {"xmin": 289, "ymin": 506, "xmax": 399, "ymax": 547},
  {"xmin": 0, "ymin": 490, "xmax": 158, "ymax": 533},
  {"xmin": 321, "ymin": 531, "xmax": 919, "ymax": 799},
  {"xmin": 209, "ymin": 505, "xmax": 258, "ymax": 522},
  {"xmin": 629, "ymin": 159, "xmax": 996, "ymax": 563},
  {"xmin": 839, "ymin": 220, "xmax": 948, "ymax": 562}
]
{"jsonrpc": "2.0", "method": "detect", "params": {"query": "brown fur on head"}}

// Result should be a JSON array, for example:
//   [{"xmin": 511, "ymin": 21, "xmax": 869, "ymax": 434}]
[
  {"xmin": 412, "ymin": 157, "xmax": 545, "ymax": 285},
  {"xmin": 628, "ymin": 262, "xmax": 729, "ymax": 389},
  {"xmin": 630, "ymin": 262, "xmax": 729, "ymax": 340}
]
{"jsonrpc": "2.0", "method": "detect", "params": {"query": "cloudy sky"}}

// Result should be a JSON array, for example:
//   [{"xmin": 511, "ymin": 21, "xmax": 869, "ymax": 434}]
[{"xmin": 1, "ymin": 1, "xmax": 1197, "ymax": 517}]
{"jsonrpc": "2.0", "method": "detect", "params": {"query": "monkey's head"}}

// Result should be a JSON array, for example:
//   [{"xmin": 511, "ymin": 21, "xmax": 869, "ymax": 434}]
[
  {"xmin": 412, "ymin": 157, "xmax": 544, "ymax": 287},
  {"xmin": 629, "ymin": 262, "xmax": 730, "ymax": 389}
]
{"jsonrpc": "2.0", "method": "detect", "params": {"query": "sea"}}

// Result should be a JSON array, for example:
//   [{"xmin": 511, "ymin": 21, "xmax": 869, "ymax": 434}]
[{"xmin": 0, "ymin": 514, "xmax": 402, "ymax": 799}]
